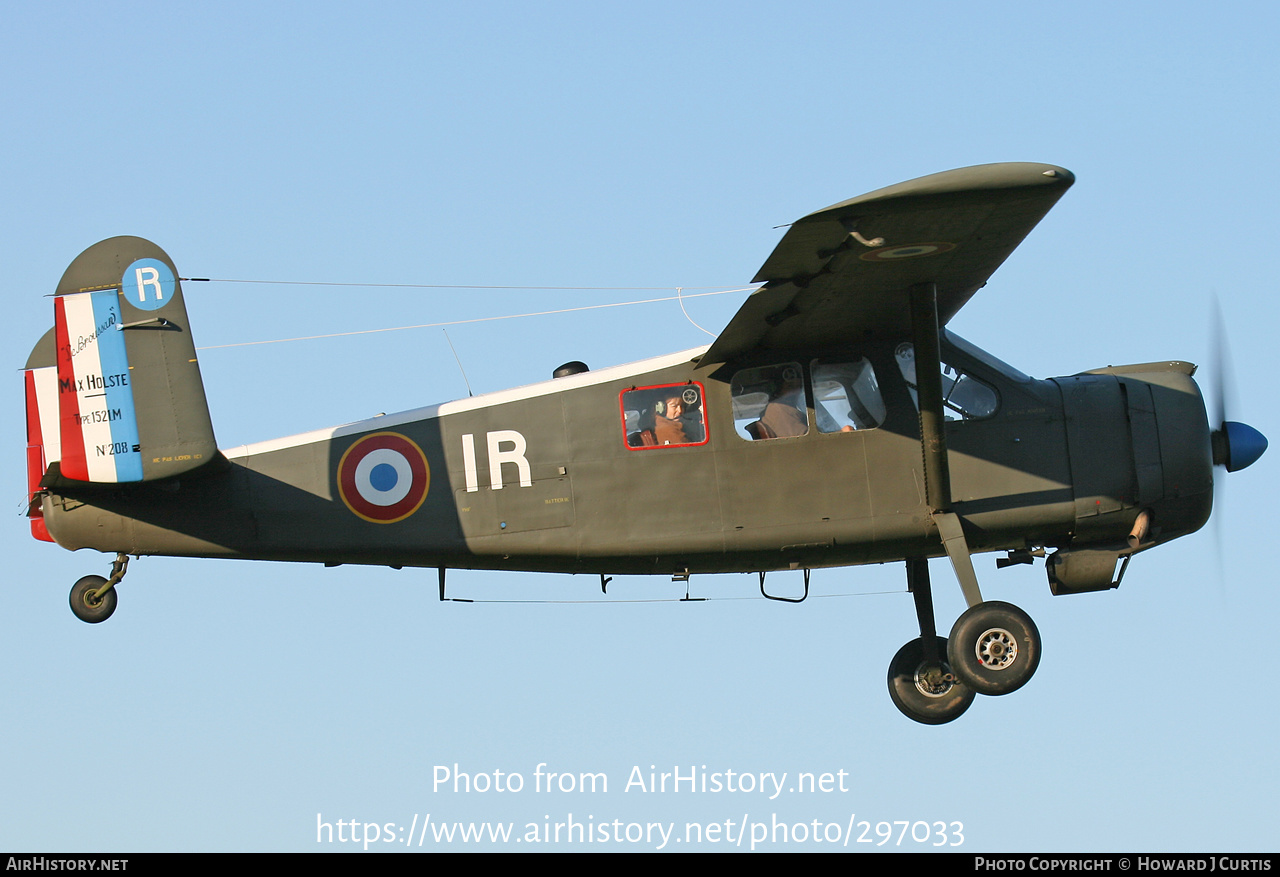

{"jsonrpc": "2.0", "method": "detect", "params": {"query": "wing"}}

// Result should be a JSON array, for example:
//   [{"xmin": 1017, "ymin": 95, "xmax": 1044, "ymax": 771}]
[{"xmin": 702, "ymin": 162, "xmax": 1074, "ymax": 364}]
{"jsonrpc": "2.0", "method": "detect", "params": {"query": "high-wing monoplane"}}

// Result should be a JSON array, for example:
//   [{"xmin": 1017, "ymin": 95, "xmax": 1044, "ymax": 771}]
[{"xmin": 24, "ymin": 163, "xmax": 1267, "ymax": 723}]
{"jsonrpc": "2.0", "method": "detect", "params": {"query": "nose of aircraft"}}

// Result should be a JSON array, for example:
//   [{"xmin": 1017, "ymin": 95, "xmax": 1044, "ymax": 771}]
[{"xmin": 1212, "ymin": 421, "xmax": 1268, "ymax": 472}]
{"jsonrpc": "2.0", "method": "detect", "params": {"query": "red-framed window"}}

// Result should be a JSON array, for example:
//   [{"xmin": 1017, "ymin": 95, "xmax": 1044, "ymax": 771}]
[{"xmin": 620, "ymin": 382, "xmax": 709, "ymax": 450}]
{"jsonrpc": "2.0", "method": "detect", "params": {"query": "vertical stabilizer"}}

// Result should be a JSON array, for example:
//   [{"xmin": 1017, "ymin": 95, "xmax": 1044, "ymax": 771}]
[{"xmin": 42, "ymin": 237, "xmax": 217, "ymax": 484}]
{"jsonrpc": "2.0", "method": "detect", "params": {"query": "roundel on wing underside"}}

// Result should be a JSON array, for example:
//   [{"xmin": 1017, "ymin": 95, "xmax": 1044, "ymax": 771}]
[
  {"xmin": 859, "ymin": 241, "xmax": 957, "ymax": 261},
  {"xmin": 337, "ymin": 432, "xmax": 430, "ymax": 523}
]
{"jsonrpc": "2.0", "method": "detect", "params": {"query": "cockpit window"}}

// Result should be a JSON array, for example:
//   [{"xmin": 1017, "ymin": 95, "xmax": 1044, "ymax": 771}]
[
  {"xmin": 895, "ymin": 342, "xmax": 998, "ymax": 420},
  {"xmin": 730, "ymin": 363, "xmax": 808, "ymax": 440},
  {"xmin": 621, "ymin": 383, "xmax": 708, "ymax": 449},
  {"xmin": 812, "ymin": 359, "xmax": 886, "ymax": 432}
]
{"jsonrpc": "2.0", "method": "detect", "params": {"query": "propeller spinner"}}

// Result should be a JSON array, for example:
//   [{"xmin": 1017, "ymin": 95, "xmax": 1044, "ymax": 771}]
[
  {"xmin": 1212, "ymin": 421, "xmax": 1267, "ymax": 472},
  {"xmin": 1209, "ymin": 299, "xmax": 1267, "ymax": 473}
]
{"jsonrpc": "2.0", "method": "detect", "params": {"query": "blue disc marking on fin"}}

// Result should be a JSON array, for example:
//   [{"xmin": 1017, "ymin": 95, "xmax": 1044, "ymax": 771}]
[{"xmin": 121, "ymin": 258, "xmax": 177, "ymax": 312}]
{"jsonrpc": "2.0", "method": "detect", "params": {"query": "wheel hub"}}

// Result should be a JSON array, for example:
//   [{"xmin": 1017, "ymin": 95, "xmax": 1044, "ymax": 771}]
[
  {"xmin": 975, "ymin": 627, "xmax": 1018, "ymax": 670},
  {"xmin": 914, "ymin": 662, "xmax": 957, "ymax": 698}
]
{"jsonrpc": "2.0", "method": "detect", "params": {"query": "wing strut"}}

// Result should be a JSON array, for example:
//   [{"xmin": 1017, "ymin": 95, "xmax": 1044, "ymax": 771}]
[
  {"xmin": 910, "ymin": 283, "xmax": 952, "ymax": 512},
  {"xmin": 909, "ymin": 282, "xmax": 983, "ymax": 607}
]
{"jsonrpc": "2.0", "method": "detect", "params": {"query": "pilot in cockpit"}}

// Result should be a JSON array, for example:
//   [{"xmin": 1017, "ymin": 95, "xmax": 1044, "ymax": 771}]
[{"xmin": 653, "ymin": 393, "xmax": 690, "ymax": 445}]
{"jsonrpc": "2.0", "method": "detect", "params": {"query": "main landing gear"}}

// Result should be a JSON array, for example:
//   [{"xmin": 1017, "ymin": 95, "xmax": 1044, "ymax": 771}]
[
  {"xmin": 888, "ymin": 557, "xmax": 1042, "ymax": 724},
  {"xmin": 888, "ymin": 635, "xmax": 974, "ymax": 725},
  {"xmin": 948, "ymin": 601, "xmax": 1040, "ymax": 696},
  {"xmin": 68, "ymin": 553, "xmax": 129, "ymax": 624},
  {"xmin": 890, "ymin": 284, "xmax": 1043, "ymax": 723}
]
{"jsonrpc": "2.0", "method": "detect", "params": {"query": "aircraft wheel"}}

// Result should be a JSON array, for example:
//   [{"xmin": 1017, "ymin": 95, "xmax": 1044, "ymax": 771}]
[
  {"xmin": 887, "ymin": 636, "xmax": 975, "ymax": 724},
  {"xmin": 69, "ymin": 575, "xmax": 117, "ymax": 624},
  {"xmin": 947, "ymin": 601, "xmax": 1040, "ymax": 696}
]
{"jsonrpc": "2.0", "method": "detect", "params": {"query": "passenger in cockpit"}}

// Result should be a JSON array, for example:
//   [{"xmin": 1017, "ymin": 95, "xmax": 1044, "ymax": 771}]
[{"xmin": 757, "ymin": 373, "xmax": 808, "ymax": 439}]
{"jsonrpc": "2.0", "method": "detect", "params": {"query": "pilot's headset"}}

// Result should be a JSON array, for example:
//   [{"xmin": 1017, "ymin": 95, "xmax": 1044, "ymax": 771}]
[{"xmin": 655, "ymin": 386, "xmax": 700, "ymax": 417}]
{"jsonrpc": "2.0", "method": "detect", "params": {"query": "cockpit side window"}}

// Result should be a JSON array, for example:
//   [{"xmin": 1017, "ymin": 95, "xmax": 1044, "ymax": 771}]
[
  {"xmin": 895, "ymin": 342, "xmax": 999, "ymax": 420},
  {"xmin": 812, "ymin": 358, "xmax": 886, "ymax": 432},
  {"xmin": 730, "ymin": 363, "xmax": 808, "ymax": 440},
  {"xmin": 621, "ymin": 382, "xmax": 708, "ymax": 449}
]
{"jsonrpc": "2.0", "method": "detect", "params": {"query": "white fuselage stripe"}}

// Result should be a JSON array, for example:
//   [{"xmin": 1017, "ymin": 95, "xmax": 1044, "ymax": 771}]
[{"xmin": 223, "ymin": 346, "xmax": 710, "ymax": 461}]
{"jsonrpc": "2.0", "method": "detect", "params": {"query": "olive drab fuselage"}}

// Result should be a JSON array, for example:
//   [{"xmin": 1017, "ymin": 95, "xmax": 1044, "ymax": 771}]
[{"xmin": 37, "ymin": 334, "xmax": 1213, "ymax": 578}]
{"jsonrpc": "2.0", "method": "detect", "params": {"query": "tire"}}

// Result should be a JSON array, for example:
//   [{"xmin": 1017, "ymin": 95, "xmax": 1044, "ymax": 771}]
[
  {"xmin": 947, "ymin": 601, "xmax": 1040, "ymax": 696},
  {"xmin": 69, "ymin": 575, "xmax": 118, "ymax": 624},
  {"xmin": 887, "ymin": 635, "xmax": 975, "ymax": 724}
]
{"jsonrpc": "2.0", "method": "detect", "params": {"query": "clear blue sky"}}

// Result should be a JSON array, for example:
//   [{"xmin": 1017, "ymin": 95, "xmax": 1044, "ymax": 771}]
[{"xmin": 3, "ymin": 1, "xmax": 1277, "ymax": 852}]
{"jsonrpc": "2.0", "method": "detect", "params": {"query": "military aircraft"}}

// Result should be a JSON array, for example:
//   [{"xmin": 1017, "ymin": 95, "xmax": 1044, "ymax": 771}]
[{"xmin": 23, "ymin": 162, "xmax": 1267, "ymax": 724}]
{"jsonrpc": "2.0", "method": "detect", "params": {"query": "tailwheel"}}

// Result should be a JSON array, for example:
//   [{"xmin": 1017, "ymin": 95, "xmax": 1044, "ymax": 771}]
[
  {"xmin": 887, "ymin": 636, "xmax": 975, "ymax": 724},
  {"xmin": 947, "ymin": 601, "xmax": 1040, "ymax": 696},
  {"xmin": 69, "ymin": 575, "xmax": 118, "ymax": 624}
]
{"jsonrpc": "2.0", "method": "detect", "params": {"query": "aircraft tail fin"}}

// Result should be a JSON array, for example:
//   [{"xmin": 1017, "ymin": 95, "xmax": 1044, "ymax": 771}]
[{"xmin": 25, "ymin": 237, "xmax": 218, "ymax": 504}]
